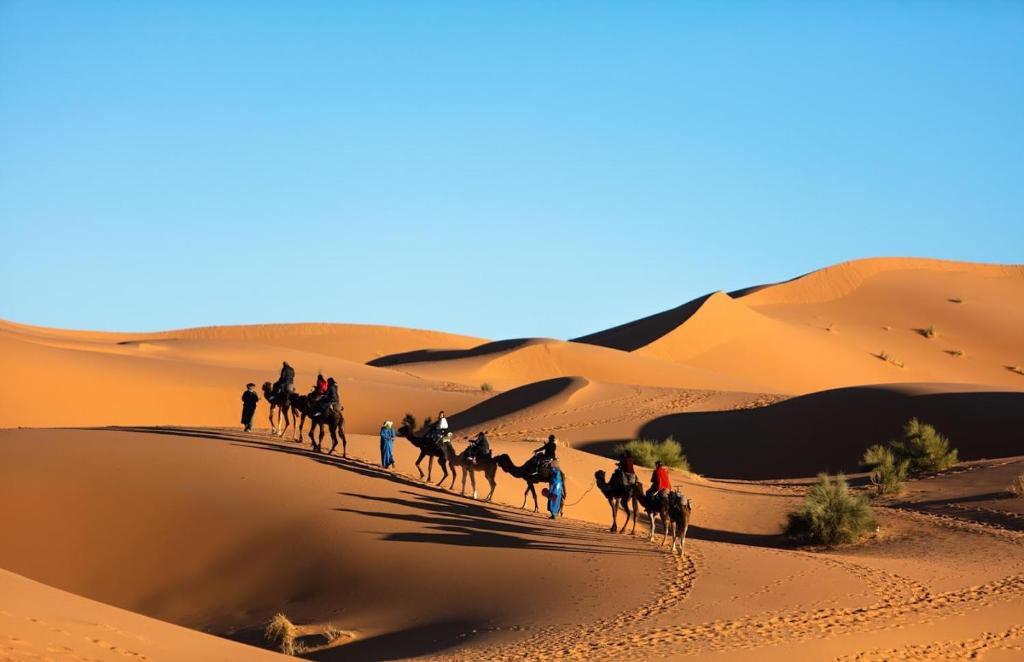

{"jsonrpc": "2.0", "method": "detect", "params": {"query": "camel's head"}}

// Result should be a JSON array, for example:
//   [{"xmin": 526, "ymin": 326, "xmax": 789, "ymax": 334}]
[
  {"xmin": 261, "ymin": 381, "xmax": 273, "ymax": 395},
  {"xmin": 396, "ymin": 425, "xmax": 410, "ymax": 437},
  {"xmin": 594, "ymin": 469, "xmax": 606, "ymax": 482}
]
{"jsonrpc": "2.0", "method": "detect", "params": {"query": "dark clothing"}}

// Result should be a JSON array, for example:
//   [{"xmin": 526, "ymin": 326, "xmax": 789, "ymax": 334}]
[
  {"xmin": 241, "ymin": 390, "xmax": 259, "ymax": 429},
  {"xmin": 467, "ymin": 434, "xmax": 491, "ymax": 462},
  {"xmin": 618, "ymin": 456, "xmax": 635, "ymax": 475},
  {"xmin": 279, "ymin": 364, "xmax": 295, "ymax": 385},
  {"xmin": 324, "ymin": 383, "xmax": 340, "ymax": 406},
  {"xmin": 534, "ymin": 439, "xmax": 557, "ymax": 460}
]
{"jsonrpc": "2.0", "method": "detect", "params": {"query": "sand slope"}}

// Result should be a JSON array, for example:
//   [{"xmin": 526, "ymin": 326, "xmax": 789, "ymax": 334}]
[{"xmin": 576, "ymin": 258, "xmax": 1024, "ymax": 394}]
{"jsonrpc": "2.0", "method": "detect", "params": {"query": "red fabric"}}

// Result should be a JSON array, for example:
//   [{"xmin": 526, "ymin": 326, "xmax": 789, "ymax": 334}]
[
  {"xmin": 620, "ymin": 457, "xmax": 635, "ymax": 474},
  {"xmin": 654, "ymin": 466, "xmax": 671, "ymax": 491},
  {"xmin": 316, "ymin": 377, "xmax": 328, "ymax": 394}
]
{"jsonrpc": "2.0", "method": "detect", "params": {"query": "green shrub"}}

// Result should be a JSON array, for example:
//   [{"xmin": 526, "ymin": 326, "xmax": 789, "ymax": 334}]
[
  {"xmin": 614, "ymin": 437, "xmax": 689, "ymax": 471},
  {"xmin": 890, "ymin": 418, "xmax": 958, "ymax": 474},
  {"xmin": 785, "ymin": 473, "xmax": 877, "ymax": 546},
  {"xmin": 861, "ymin": 444, "xmax": 909, "ymax": 496},
  {"xmin": 480, "ymin": 382, "xmax": 494, "ymax": 392}
]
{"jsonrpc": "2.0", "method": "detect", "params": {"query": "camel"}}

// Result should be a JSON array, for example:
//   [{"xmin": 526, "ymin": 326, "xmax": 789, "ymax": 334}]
[
  {"xmin": 495, "ymin": 453, "xmax": 566, "ymax": 514},
  {"xmin": 594, "ymin": 469, "xmax": 640, "ymax": 534},
  {"xmin": 261, "ymin": 382, "xmax": 293, "ymax": 436},
  {"xmin": 397, "ymin": 426, "xmax": 452, "ymax": 485},
  {"xmin": 285, "ymin": 391, "xmax": 346, "ymax": 455},
  {"xmin": 442, "ymin": 441, "xmax": 498, "ymax": 501},
  {"xmin": 638, "ymin": 488, "xmax": 692, "ymax": 555}
]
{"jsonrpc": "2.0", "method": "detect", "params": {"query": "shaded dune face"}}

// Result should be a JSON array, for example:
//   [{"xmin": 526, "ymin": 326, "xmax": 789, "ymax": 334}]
[{"xmin": 634, "ymin": 385, "xmax": 1024, "ymax": 480}]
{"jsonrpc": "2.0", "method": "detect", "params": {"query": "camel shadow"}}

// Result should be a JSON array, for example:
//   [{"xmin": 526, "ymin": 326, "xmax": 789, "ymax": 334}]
[{"xmin": 334, "ymin": 490, "xmax": 652, "ymax": 556}]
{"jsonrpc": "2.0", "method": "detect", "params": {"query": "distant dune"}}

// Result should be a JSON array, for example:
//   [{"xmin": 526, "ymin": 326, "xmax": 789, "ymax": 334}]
[{"xmin": 3, "ymin": 256, "xmax": 1024, "ymax": 660}]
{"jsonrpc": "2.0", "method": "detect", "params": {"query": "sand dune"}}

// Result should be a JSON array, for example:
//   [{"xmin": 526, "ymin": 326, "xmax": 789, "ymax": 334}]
[
  {"xmin": 633, "ymin": 383, "xmax": 1024, "ymax": 479},
  {"xmin": 3, "ymin": 256, "xmax": 1024, "ymax": 659},
  {"xmin": 576, "ymin": 257, "xmax": 1024, "ymax": 394}
]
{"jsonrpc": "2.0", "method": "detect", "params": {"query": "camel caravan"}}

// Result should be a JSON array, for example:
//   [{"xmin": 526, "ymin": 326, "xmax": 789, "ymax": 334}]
[{"xmin": 249, "ymin": 361, "xmax": 691, "ymax": 555}]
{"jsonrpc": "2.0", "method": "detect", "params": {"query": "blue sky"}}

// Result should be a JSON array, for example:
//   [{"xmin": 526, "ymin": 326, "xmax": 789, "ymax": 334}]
[{"xmin": 1, "ymin": 2, "xmax": 1021, "ymax": 340}]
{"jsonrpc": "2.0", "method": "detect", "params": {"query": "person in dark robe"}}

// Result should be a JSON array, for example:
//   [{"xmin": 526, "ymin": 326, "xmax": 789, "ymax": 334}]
[{"xmin": 241, "ymin": 383, "xmax": 259, "ymax": 432}]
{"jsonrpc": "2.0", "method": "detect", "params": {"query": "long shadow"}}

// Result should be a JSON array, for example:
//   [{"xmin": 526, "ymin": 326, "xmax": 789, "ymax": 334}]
[
  {"xmin": 307, "ymin": 618, "xmax": 487, "ymax": 662},
  {"xmin": 687, "ymin": 525, "xmax": 790, "ymax": 549},
  {"xmin": 892, "ymin": 491, "xmax": 1014, "ymax": 508},
  {"xmin": 335, "ymin": 490, "xmax": 649, "ymax": 556},
  {"xmin": 367, "ymin": 338, "xmax": 539, "ymax": 367}
]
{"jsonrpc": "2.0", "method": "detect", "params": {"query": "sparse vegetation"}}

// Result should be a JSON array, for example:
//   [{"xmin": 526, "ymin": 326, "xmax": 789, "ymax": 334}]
[
  {"xmin": 948, "ymin": 297, "xmax": 963, "ymax": 304},
  {"xmin": 861, "ymin": 444, "xmax": 909, "ymax": 496},
  {"xmin": 825, "ymin": 322, "xmax": 835, "ymax": 333},
  {"xmin": 323, "ymin": 624, "xmax": 348, "ymax": 644},
  {"xmin": 883, "ymin": 325, "xmax": 892, "ymax": 331},
  {"xmin": 480, "ymin": 382, "xmax": 494, "ymax": 392},
  {"xmin": 265, "ymin": 613, "xmax": 298, "ymax": 656},
  {"xmin": 917, "ymin": 325, "xmax": 937, "ymax": 339},
  {"xmin": 1009, "ymin": 474, "xmax": 1024, "ymax": 498},
  {"xmin": 946, "ymin": 349, "xmax": 964, "ymax": 358},
  {"xmin": 785, "ymin": 473, "xmax": 877, "ymax": 546},
  {"xmin": 614, "ymin": 437, "xmax": 689, "ymax": 471},
  {"xmin": 1009, "ymin": 366, "xmax": 1024, "ymax": 376},
  {"xmin": 878, "ymin": 350, "xmax": 905, "ymax": 368},
  {"xmin": 885, "ymin": 418, "xmax": 958, "ymax": 475}
]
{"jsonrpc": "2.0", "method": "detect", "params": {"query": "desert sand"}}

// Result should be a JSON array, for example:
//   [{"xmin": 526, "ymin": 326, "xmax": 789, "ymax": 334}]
[{"xmin": 2, "ymin": 257, "xmax": 1023, "ymax": 660}]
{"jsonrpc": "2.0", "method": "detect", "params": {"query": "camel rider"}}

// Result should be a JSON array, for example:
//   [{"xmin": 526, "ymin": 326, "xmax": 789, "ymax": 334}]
[
  {"xmin": 618, "ymin": 450, "xmax": 638, "ymax": 487},
  {"xmin": 437, "ymin": 411, "xmax": 449, "ymax": 434},
  {"xmin": 275, "ymin": 361, "xmax": 296, "ymax": 399},
  {"xmin": 531, "ymin": 434, "xmax": 558, "ymax": 474},
  {"xmin": 466, "ymin": 431, "xmax": 491, "ymax": 465},
  {"xmin": 647, "ymin": 460, "xmax": 672, "ymax": 505},
  {"xmin": 314, "ymin": 378, "xmax": 340, "ymax": 418},
  {"xmin": 314, "ymin": 373, "xmax": 328, "ymax": 396}
]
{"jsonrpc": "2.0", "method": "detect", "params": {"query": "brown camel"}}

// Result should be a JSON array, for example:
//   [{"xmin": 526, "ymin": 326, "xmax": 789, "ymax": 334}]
[
  {"xmin": 594, "ymin": 469, "xmax": 640, "ymax": 534},
  {"xmin": 442, "ymin": 441, "xmax": 498, "ymax": 501},
  {"xmin": 494, "ymin": 453, "xmax": 566, "ymax": 514},
  {"xmin": 397, "ymin": 425, "xmax": 452, "ymax": 485},
  {"xmin": 637, "ymin": 488, "xmax": 692, "ymax": 554},
  {"xmin": 261, "ymin": 381, "xmax": 293, "ymax": 436},
  {"xmin": 288, "ymin": 392, "xmax": 347, "ymax": 455}
]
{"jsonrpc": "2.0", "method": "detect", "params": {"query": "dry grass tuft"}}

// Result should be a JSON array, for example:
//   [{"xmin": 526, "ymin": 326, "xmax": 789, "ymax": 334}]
[
  {"xmin": 878, "ymin": 350, "xmax": 904, "ymax": 368},
  {"xmin": 480, "ymin": 382, "xmax": 494, "ymax": 392},
  {"xmin": 882, "ymin": 325, "xmax": 892, "ymax": 331},
  {"xmin": 948, "ymin": 297, "xmax": 963, "ymax": 304},
  {"xmin": 946, "ymin": 349, "xmax": 964, "ymax": 358},
  {"xmin": 265, "ymin": 613, "xmax": 298, "ymax": 656},
  {"xmin": 1009, "ymin": 474, "xmax": 1024, "ymax": 498},
  {"xmin": 1009, "ymin": 365, "xmax": 1024, "ymax": 376},
  {"xmin": 917, "ymin": 325, "xmax": 937, "ymax": 339}
]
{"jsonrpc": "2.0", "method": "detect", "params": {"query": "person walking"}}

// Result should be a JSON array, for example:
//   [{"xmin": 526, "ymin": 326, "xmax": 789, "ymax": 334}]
[
  {"xmin": 380, "ymin": 420, "xmax": 396, "ymax": 469},
  {"xmin": 240, "ymin": 383, "xmax": 259, "ymax": 432},
  {"xmin": 546, "ymin": 466, "xmax": 565, "ymax": 519}
]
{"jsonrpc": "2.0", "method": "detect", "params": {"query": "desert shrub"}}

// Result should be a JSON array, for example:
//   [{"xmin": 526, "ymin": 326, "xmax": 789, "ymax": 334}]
[
  {"xmin": 878, "ymin": 350, "xmax": 904, "ymax": 368},
  {"xmin": 785, "ymin": 473, "xmax": 877, "ymax": 546},
  {"xmin": 947, "ymin": 349, "xmax": 964, "ymax": 358},
  {"xmin": 1010, "ymin": 366, "xmax": 1024, "ymax": 376},
  {"xmin": 480, "ymin": 382, "xmax": 494, "ymax": 392},
  {"xmin": 402, "ymin": 413, "xmax": 417, "ymax": 431},
  {"xmin": 1009, "ymin": 474, "xmax": 1024, "ymax": 498},
  {"xmin": 614, "ymin": 437, "xmax": 689, "ymax": 471},
  {"xmin": 861, "ymin": 444, "xmax": 909, "ymax": 496},
  {"xmin": 918, "ymin": 325, "xmax": 937, "ymax": 339},
  {"xmin": 265, "ymin": 613, "xmax": 298, "ymax": 655},
  {"xmin": 948, "ymin": 297, "xmax": 963, "ymax": 304},
  {"xmin": 890, "ymin": 418, "xmax": 958, "ymax": 474}
]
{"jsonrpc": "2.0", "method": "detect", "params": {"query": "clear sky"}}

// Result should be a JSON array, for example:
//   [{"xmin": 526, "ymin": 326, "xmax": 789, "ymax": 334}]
[{"xmin": 1, "ymin": 2, "xmax": 1021, "ymax": 340}]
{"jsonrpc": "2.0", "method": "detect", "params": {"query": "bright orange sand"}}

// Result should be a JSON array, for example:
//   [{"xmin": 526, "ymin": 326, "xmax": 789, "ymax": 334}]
[{"xmin": 2, "ymin": 257, "xmax": 1023, "ymax": 660}]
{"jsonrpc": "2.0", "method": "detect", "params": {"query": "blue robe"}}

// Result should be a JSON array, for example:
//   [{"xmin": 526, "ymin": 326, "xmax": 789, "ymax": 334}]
[
  {"xmin": 547, "ymin": 467, "xmax": 564, "ymax": 517},
  {"xmin": 380, "ymin": 426, "xmax": 396, "ymax": 468}
]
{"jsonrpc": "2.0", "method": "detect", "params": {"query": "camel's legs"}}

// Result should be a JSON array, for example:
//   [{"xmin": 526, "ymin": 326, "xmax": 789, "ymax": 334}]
[
  {"xmin": 268, "ymin": 406, "xmax": 277, "ymax": 435},
  {"xmin": 468, "ymin": 469, "xmax": 479, "ymax": 500},
  {"xmin": 529, "ymin": 483, "xmax": 539, "ymax": 512},
  {"xmin": 460, "ymin": 468, "xmax": 469, "ymax": 497},
  {"xmin": 415, "ymin": 452, "xmax": 426, "ymax": 479},
  {"xmin": 648, "ymin": 512, "xmax": 656, "ymax": 541},
  {"xmin": 661, "ymin": 516, "xmax": 671, "ymax": 547},
  {"xmin": 483, "ymin": 469, "xmax": 496, "ymax": 502},
  {"xmin": 326, "ymin": 424, "xmax": 338, "ymax": 455},
  {"xmin": 337, "ymin": 424, "xmax": 347, "ymax": 458},
  {"xmin": 426, "ymin": 456, "xmax": 434, "ymax": 482},
  {"xmin": 520, "ymin": 485, "xmax": 529, "ymax": 510},
  {"xmin": 609, "ymin": 500, "xmax": 619, "ymax": 532}
]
